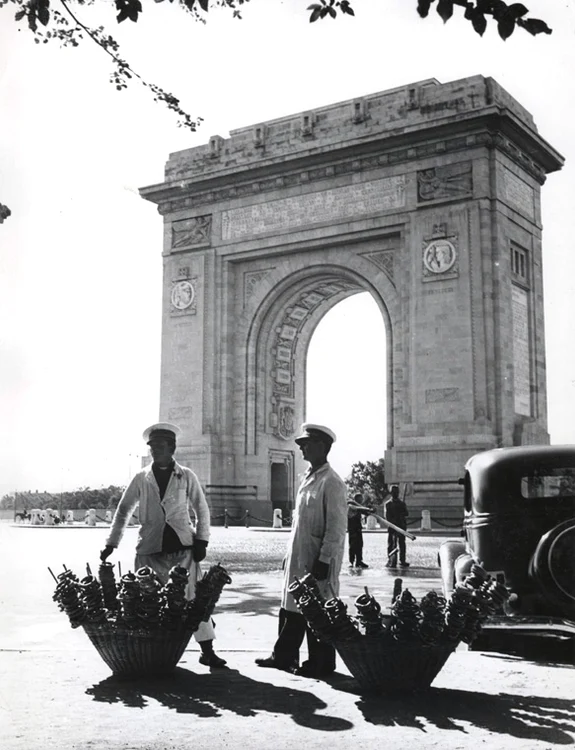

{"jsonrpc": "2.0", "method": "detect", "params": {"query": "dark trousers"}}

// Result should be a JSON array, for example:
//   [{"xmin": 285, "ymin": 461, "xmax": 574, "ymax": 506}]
[
  {"xmin": 387, "ymin": 528, "xmax": 407, "ymax": 564},
  {"xmin": 348, "ymin": 532, "xmax": 364, "ymax": 565},
  {"xmin": 272, "ymin": 607, "xmax": 336, "ymax": 672}
]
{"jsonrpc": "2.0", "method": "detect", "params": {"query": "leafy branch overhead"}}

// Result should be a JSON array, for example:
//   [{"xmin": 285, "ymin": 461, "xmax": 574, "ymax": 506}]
[
  {"xmin": 415, "ymin": 0, "xmax": 552, "ymax": 40},
  {"xmin": 1, "ymin": 0, "xmax": 553, "ymax": 133}
]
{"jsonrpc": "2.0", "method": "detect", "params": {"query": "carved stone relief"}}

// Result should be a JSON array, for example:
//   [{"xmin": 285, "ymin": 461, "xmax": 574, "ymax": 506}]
[
  {"xmin": 244, "ymin": 268, "xmax": 274, "ymax": 305},
  {"xmin": 269, "ymin": 279, "xmax": 358, "ymax": 438},
  {"xmin": 170, "ymin": 276, "xmax": 198, "ymax": 316},
  {"xmin": 364, "ymin": 250, "xmax": 395, "ymax": 282},
  {"xmin": 422, "ymin": 224, "xmax": 459, "ymax": 282},
  {"xmin": 171, "ymin": 214, "xmax": 212, "ymax": 249},
  {"xmin": 417, "ymin": 161, "xmax": 472, "ymax": 203}
]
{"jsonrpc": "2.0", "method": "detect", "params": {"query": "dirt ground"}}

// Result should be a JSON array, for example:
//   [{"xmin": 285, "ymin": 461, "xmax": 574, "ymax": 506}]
[{"xmin": 1, "ymin": 522, "xmax": 574, "ymax": 750}]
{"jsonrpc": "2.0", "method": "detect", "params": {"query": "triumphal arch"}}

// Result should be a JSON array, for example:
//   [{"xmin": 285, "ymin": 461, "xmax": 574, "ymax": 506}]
[{"xmin": 140, "ymin": 75, "xmax": 563, "ymax": 522}]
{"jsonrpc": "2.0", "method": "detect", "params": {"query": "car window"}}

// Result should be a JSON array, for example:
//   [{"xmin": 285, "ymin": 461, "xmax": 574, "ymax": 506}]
[{"xmin": 520, "ymin": 468, "xmax": 575, "ymax": 498}]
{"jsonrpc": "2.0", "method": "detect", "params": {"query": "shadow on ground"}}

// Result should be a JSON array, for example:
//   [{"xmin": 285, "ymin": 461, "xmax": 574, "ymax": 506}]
[
  {"xmin": 215, "ymin": 584, "xmax": 280, "ymax": 617},
  {"xmin": 326, "ymin": 673, "xmax": 575, "ymax": 744},
  {"xmin": 86, "ymin": 666, "xmax": 354, "ymax": 731}
]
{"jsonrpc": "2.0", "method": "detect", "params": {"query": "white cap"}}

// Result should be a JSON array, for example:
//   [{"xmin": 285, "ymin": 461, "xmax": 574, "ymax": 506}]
[
  {"xmin": 294, "ymin": 422, "xmax": 337, "ymax": 445},
  {"xmin": 142, "ymin": 422, "xmax": 182, "ymax": 443}
]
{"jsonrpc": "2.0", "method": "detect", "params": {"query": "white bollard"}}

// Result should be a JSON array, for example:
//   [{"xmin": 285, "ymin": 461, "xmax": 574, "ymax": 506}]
[
  {"xmin": 272, "ymin": 508, "xmax": 283, "ymax": 528},
  {"xmin": 66, "ymin": 510, "xmax": 75, "ymax": 524},
  {"xmin": 30, "ymin": 508, "xmax": 42, "ymax": 525},
  {"xmin": 44, "ymin": 508, "xmax": 54, "ymax": 526},
  {"xmin": 87, "ymin": 508, "xmax": 97, "ymax": 527},
  {"xmin": 365, "ymin": 514, "xmax": 378, "ymax": 530},
  {"xmin": 420, "ymin": 509, "xmax": 432, "ymax": 531},
  {"xmin": 105, "ymin": 510, "xmax": 112, "ymax": 523}
]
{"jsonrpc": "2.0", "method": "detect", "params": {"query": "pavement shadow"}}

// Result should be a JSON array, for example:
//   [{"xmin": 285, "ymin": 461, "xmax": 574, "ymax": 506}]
[
  {"xmin": 327, "ymin": 676, "xmax": 575, "ymax": 743},
  {"xmin": 86, "ymin": 666, "xmax": 354, "ymax": 732},
  {"xmin": 215, "ymin": 584, "xmax": 280, "ymax": 617}
]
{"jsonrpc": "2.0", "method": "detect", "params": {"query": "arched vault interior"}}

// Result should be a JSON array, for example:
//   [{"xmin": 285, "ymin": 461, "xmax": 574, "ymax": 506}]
[{"xmin": 245, "ymin": 266, "xmax": 391, "ymax": 452}]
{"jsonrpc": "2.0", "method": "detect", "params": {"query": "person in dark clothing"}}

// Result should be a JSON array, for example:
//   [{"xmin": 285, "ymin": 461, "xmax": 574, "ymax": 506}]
[
  {"xmin": 384, "ymin": 484, "xmax": 410, "ymax": 568},
  {"xmin": 348, "ymin": 493, "xmax": 370, "ymax": 568}
]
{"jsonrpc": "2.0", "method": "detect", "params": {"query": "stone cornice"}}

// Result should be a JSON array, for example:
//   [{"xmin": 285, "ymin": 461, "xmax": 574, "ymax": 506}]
[{"xmin": 140, "ymin": 112, "xmax": 563, "ymax": 216}]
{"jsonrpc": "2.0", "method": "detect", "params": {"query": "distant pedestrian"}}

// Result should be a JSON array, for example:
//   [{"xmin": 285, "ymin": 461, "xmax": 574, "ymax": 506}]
[
  {"xmin": 384, "ymin": 484, "xmax": 410, "ymax": 568},
  {"xmin": 100, "ymin": 422, "xmax": 227, "ymax": 668},
  {"xmin": 256, "ymin": 423, "xmax": 348, "ymax": 678},
  {"xmin": 347, "ymin": 493, "xmax": 370, "ymax": 568}
]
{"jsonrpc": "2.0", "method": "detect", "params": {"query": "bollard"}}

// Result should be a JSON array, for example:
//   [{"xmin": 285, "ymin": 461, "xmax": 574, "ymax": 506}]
[
  {"xmin": 87, "ymin": 508, "xmax": 97, "ymax": 527},
  {"xmin": 420, "ymin": 509, "xmax": 432, "ymax": 531},
  {"xmin": 365, "ymin": 514, "xmax": 377, "ymax": 530},
  {"xmin": 105, "ymin": 510, "xmax": 112, "ymax": 524},
  {"xmin": 66, "ymin": 510, "xmax": 75, "ymax": 524},
  {"xmin": 44, "ymin": 508, "xmax": 54, "ymax": 526},
  {"xmin": 245, "ymin": 510, "xmax": 250, "ymax": 528},
  {"xmin": 272, "ymin": 508, "xmax": 283, "ymax": 529},
  {"xmin": 224, "ymin": 509, "xmax": 229, "ymax": 529}
]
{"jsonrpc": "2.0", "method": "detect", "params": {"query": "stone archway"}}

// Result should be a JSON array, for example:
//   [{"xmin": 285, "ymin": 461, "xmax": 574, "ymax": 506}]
[{"xmin": 141, "ymin": 76, "xmax": 563, "ymax": 523}]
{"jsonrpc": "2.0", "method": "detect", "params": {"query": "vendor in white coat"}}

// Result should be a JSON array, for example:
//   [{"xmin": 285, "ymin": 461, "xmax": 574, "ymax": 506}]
[
  {"xmin": 256, "ymin": 423, "xmax": 348, "ymax": 678},
  {"xmin": 99, "ymin": 422, "xmax": 227, "ymax": 668}
]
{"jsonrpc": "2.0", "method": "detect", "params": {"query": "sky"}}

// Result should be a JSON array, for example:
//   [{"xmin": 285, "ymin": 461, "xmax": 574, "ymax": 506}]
[{"xmin": 1, "ymin": 0, "xmax": 574, "ymax": 497}]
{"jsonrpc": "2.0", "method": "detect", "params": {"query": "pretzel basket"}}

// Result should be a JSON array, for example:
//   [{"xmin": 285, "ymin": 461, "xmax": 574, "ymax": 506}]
[
  {"xmin": 334, "ymin": 637, "xmax": 455, "ymax": 693},
  {"xmin": 52, "ymin": 561, "xmax": 232, "ymax": 679},
  {"xmin": 82, "ymin": 622, "xmax": 197, "ymax": 679}
]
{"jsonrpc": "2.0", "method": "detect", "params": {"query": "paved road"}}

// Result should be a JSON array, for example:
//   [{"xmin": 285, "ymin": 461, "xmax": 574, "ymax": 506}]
[{"xmin": 1, "ymin": 522, "xmax": 574, "ymax": 750}]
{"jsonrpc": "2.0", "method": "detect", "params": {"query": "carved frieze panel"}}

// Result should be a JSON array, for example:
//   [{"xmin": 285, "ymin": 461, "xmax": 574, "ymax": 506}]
[
  {"xmin": 417, "ymin": 161, "xmax": 472, "ymax": 203},
  {"xmin": 171, "ymin": 214, "xmax": 212, "ymax": 249},
  {"xmin": 222, "ymin": 176, "xmax": 406, "ymax": 242}
]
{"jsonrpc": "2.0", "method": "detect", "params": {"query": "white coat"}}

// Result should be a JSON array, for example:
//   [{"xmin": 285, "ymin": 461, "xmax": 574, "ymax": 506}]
[
  {"xmin": 281, "ymin": 462, "xmax": 348, "ymax": 613},
  {"xmin": 105, "ymin": 462, "xmax": 210, "ymax": 554}
]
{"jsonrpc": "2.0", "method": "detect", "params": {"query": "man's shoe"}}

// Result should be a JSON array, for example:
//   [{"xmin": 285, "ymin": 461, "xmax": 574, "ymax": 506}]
[
  {"xmin": 199, "ymin": 652, "xmax": 228, "ymax": 668},
  {"xmin": 295, "ymin": 661, "xmax": 334, "ymax": 679},
  {"xmin": 356, "ymin": 562, "xmax": 369, "ymax": 569},
  {"xmin": 399, "ymin": 561, "xmax": 410, "ymax": 567},
  {"xmin": 255, "ymin": 656, "xmax": 297, "ymax": 672}
]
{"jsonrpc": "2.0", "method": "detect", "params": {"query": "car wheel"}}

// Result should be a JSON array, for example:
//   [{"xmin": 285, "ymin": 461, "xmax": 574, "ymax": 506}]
[{"xmin": 530, "ymin": 519, "xmax": 575, "ymax": 612}]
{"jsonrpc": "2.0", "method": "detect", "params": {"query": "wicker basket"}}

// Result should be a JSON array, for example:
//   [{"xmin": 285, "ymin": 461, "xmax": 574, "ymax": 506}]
[
  {"xmin": 335, "ymin": 637, "xmax": 456, "ymax": 693},
  {"xmin": 83, "ymin": 622, "xmax": 196, "ymax": 679}
]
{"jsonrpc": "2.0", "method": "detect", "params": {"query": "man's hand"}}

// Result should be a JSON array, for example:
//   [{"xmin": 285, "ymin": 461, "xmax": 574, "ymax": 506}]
[
  {"xmin": 100, "ymin": 545, "xmax": 115, "ymax": 562},
  {"xmin": 192, "ymin": 539, "xmax": 208, "ymax": 563},
  {"xmin": 312, "ymin": 559, "xmax": 329, "ymax": 581}
]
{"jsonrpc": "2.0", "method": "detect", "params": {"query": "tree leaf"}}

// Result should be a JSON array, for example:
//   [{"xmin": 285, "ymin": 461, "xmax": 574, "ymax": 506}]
[
  {"xmin": 38, "ymin": 6, "xmax": 50, "ymax": 26},
  {"xmin": 417, "ymin": 0, "xmax": 434, "ymax": 19},
  {"xmin": 471, "ymin": 11, "xmax": 487, "ymax": 36},
  {"xmin": 497, "ymin": 17, "xmax": 515, "ymax": 40},
  {"xmin": 508, "ymin": 3, "xmax": 529, "ymax": 19},
  {"xmin": 328, "ymin": 6, "xmax": 336, "ymax": 18},
  {"xmin": 198, "ymin": 0, "xmax": 209, "ymax": 11},
  {"xmin": 436, "ymin": 0, "xmax": 454, "ymax": 23},
  {"xmin": 309, "ymin": 7, "xmax": 322, "ymax": 22},
  {"xmin": 519, "ymin": 17, "xmax": 552, "ymax": 36}
]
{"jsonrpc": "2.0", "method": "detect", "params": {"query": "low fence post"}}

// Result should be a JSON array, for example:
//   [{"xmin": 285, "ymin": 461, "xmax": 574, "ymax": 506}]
[
  {"xmin": 245, "ymin": 509, "xmax": 250, "ymax": 528},
  {"xmin": 420, "ymin": 509, "xmax": 432, "ymax": 531},
  {"xmin": 224, "ymin": 508, "xmax": 229, "ymax": 529}
]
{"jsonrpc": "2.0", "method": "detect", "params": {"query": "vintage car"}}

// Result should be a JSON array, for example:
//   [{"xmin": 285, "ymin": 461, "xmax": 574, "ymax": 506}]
[{"xmin": 438, "ymin": 445, "xmax": 575, "ymax": 655}]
